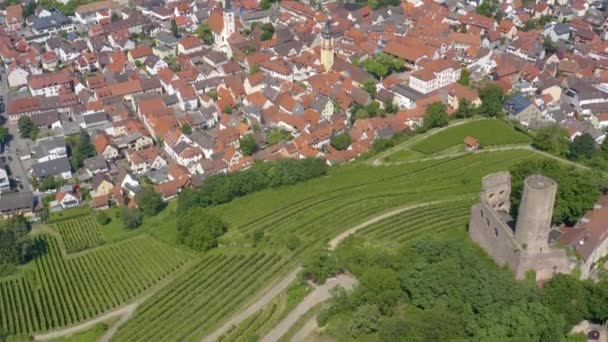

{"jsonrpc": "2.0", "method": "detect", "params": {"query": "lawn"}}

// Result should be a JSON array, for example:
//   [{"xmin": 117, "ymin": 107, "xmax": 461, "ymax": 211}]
[{"xmin": 410, "ymin": 119, "xmax": 531, "ymax": 154}]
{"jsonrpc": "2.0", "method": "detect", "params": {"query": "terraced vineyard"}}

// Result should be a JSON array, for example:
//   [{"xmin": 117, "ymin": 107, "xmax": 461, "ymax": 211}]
[
  {"xmin": 0, "ymin": 235, "xmax": 188, "ymax": 335},
  {"xmin": 359, "ymin": 200, "xmax": 473, "ymax": 242},
  {"xmin": 410, "ymin": 119, "xmax": 531, "ymax": 154},
  {"xmin": 55, "ymin": 216, "xmax": 104, "ymax": 253},
  {"xmin": 219, "ymin": 303, "xmax": 281, "ymax": 342},
  {"xmin": 114, "ymin": 252, "xmax": 290, "ymax": 341},
  {"xmin": 212, "ymin": 150, "xmax": 538, "ymax": 249}
]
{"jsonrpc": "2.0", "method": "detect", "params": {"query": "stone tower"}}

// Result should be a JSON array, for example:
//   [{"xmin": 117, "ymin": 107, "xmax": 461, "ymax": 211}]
[
  {"xmin": 223, "ymin": 0, "xmax": 236, "ymax": 40},
  {"xmin": 514, "ymin": 175, "xmax": 557, "ymax": 254},
  {"xmin": 320, "ymin": 20, "xmax": 334, "ymax": 72}
]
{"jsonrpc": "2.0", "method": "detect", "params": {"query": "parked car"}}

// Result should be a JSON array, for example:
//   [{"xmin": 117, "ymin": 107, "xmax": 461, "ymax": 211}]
[{"xmin": 17, "ymin": 87, "xmax": 27, "ymax": 93}]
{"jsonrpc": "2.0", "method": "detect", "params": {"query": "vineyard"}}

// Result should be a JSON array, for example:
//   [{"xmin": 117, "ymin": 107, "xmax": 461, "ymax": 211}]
[
  {"xmin": 0, "ymin": 235, "xmax": 188, "ymax": 335},
  {"xmin": 211, "ymin": 150, "xmax": 539, "ymax": 249},
  {"xmin": 114, "ymin": 252, "xmax": 290, "ymax": 341},
  {"xmin": 55, "ymin": 216, "xmax": 104, "ymax": 253},
  {"xmin": 358, "ymin": 200, "xmax": 473, "ymax": 242},
  {"xmin": 410, "ymin": 119, "xmax": 531, "ymax": 154}
]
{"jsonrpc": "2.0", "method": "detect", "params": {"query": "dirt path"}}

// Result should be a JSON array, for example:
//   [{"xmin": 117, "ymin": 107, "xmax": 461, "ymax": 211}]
[
  {"xmin": 260, "ymin": 275, "xmax": 357, "ymax": 342},
  {"xmin": 34, "ymin": 303, "xmax": 138, "ymax": 341},
  {"xmin": 291, "ymin": 317, "xmax": 318, "ymax": 342},
  {"xmin": 99, "ymin": 303, "xmax": 138, "ymax": 342},
  {"xmin": 202, "ymin": 266, "xmax": 303, "ymax": 342}
]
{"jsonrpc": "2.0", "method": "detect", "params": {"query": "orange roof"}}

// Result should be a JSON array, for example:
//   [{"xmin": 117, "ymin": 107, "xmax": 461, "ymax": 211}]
[
  {"xmin": 207, "ymin": 10, "xmax": 224, "ymax": 34},
  {"xmin": 464, "ymin": 136, "xmax": 479, "ymax": 147}
]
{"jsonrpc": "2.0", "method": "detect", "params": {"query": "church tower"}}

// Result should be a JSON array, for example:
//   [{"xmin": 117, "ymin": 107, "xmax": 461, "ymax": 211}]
[
  {"xmin": 320, "ymin": 20, "xmax": 334, "ymax": 72},
  {"xmin": 223, "ymin": 0, "xmax": 236, "ymax": 40}
]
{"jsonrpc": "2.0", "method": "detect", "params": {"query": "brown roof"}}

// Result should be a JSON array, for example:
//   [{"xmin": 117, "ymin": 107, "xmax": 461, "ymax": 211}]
[
  {"xmin": 207, "ymin": 10, "xmax": 224, "ymax": 34},
  {"xmin": 559, "ymin": 195, "xmax": 608, "ymax": 261},
  {"xmin": 76, "ymin": 0, "xmax": 116, "ymax": 15},
  {"xmin": 179, "ymin": 35, "xmax": 203, "ymax": 50},
  {"xmin": 6, "ymin": 4, "xmax": 23, "ymax": 23},
  {"xmin": 463, "ymin": 136, "xmax": 479, "ymax": 147}
]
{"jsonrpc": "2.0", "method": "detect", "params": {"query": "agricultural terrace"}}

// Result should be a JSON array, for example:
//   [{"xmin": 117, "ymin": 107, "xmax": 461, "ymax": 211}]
[
  {"xmin": 55, "ymin": 217, "xmax": 104, "ymax": 253},
  {"xmin": 358, "ymin": 199, "xmax": 473, "ymax": 243},
  {"xmin": 114, "ymin": 252, "xmax": 290, "ymax": 341},
  {"xmin": 210, "ymin": 150, "xmax": 539, "ymax": 251},
  {"xmin": 410, "ymin": 119, "xmax": 531, "ymax": 154},
  {"xmin": 0, "ymin": 235, "xmax": 188, "ymax": 335}
]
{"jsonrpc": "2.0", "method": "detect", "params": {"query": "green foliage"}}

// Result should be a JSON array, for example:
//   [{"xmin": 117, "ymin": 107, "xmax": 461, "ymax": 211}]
[
  {"xmin": 379, "ymin": 317, "xmax": 408, "ymax": 342},
  {"xmin": 362, "ymin": 79, "xmax": 377, "ymax": 99},
  {"xmin": 17, "ymin": 116, "xmax": 38, "ymax": 140},
  {"xmin": 208, "ymin": 89, "xmax": 218, "ymax": 101},
  {"xmin": 171, "ymin": 19, "xmax": 179, "ymax": 38},
  {"xmin": 367, "ymin": 0, "xmax": 399, "ymax": 10},
  {"xmin": 260, "ymin": 0, "xmax": 272, "ymax": 10},
  {"xmin": 239, "ymin": 134, "xmax": 258, "ymax": 156},
  {"xmin": 453, "ymin": 99, "xmax": 475, "ymax": 119},
  {"xmin": 181, "ymin": 123, "xmax": 192, "ymax": 135},
  {"xmin": 267, "ymin": 129, "xmax": 290, "ymax": 145},
  {"xmin": 196, "ymin": 23, "xmax": 213, "ymax": 44},
  {"xmin": 176, "ymin": 208, "xmax": 228, "ymax": 251},
  {"xmin": 533, "ymin": 123, "xmax": 571, "ymax": 156},
  {"xmin": 95, "ymin": 211, "xmax": 111, "ymax": 225},
  {"xmin": 330, "ymin": 132, "xmax": 352, "ymax": 150},
  {"xmin": 260, "ymin": 23, "xmax": 275, "ymax": 41},
  {"xmin": 302, "ymin": 248, "xmax": 340, "ymax": 284},
  {"xmin": 285, "ymin": 234, "xmax": 300, "ymax": 251},
  {"xmin": 347, "ymin": 304, "xmax": 380, "ymax": 337},
  {"xmin": 478, "ymin": 83, "xmax": 505, "ymax": 117},
  {"xmin": 40, "ymin": 176, "xmax": 66, "ymax": 191},
  {"xmin": 458, "ymin": 69, "xmax": 471, "ymax": 86},
  {"xmin": 420, "ymin": 102, "xmax": 449, "ymax": 132},
  {"xmin": 542, "ymin": 274, "xmax": 588, "ymax": 327},
  {"xmin": 509, "ymin": 159, "xmax": 603, "ymax": 225},
  {"xmin": 411, "ymin": 119, "xmax": 530, "ymax": 154},
  {"xmin": 362, "ymin": 53, "xmax": 404, "ymax": 79},
  {"xmin": 352, "ymin": 268, "xmax": 401, "ymax": 314},
  {"xmin": 568, "ymin": 133, "xmax": 597, "ymax": 161},
  {"xmin": 0, "ymin": 216, "xmax": 39, "ymax": 266},
  {"xmin": 68, "ymin": 130, "xmax": 96, "ymax": 169},
  {"xmin": 56, "ymin": 216, "xmax": 104, "ymax": 253},
  {"xmin": 135, "ymin": 188, "xmax": 166, "ymax": 217},
  {"xmin": 475, "ymin": 0, "xmax": 498, "ymax": 17},
  {"xmin": 177, "ymin": 158, "xmax": 328, "ymax": 212},
  {"xmin": 0, "ymin": 127, "xmax": 10, "ymax": 150},
  {"xmin": 121, "ymin": 208, "xmax": 143, "ymax": 229}
]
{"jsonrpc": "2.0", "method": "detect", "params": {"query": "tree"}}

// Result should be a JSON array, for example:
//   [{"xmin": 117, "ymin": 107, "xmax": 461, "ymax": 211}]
[
  {"xmin": 568, "ymin": 133, "xmax": 597, "ymax": 160},
  {"xmin": 478, "ymin": 83, "xmax": 504, "ymax": 117},
  {"xmin": 532, "ymin": 123, "xmax": 570, "ymax": 156},
  {"xmin": 454, "ymin": 99, "xmax": 474, "ymax": 119},
  {"xmin": 347, "ymin": 304, "xmax": 381, "ymax": 337},
  {"xmin": 458, "ymin": 69, "xmax": 471, "ymax": 86},
  {"xmin": 355, "ymin": 108, "xmax": 369, "ymax": 120},
  {"xmin": 70, "ymin": 130, "xmax": 96, "ymax": 169},
  {"xmin": 260, "ymin": 0, "xmax": 272, "ymax": 9},
  {"xmin": 330, "ymin": 133, "xmax": 352, "ymax": 150},
  {"xmin": 208, "ymin": 89, "xmax": 218, "ymax": 101},
  {"xmin": 0, "ymin": 127, "xmax": 11, "ymax": 150},
  {"xmin": 135, "ymin": 188, "xmax": 166, "ymax": 217},
  {"xmin": 121, "ymin": 208, "xmax": 143, "ymax": 229},
  {"xmin": 363, "ymin": 80, "xmax": 377, "ymax": 99},
  {"xmin": 0, "ymin": 215, "xmax": 41, "ymax": 266},
  {"xmin": 171, "ymin": 19, "xmax": 179, "ymax": 38},
  {"xmin": 239, "ymin": 134, "xmax": 258, "ymax": 156},
  {"xmin": 543, "ymin": 274, "xmax": 589, "ymax": 327},
  {"xmin": 96, "ymin": 211, "xmax": 111, "ymax": 225},
  {"xmin": 302, "ymin": 248, "xmax": 340, "ymax": 284},
  {"xmin": 18, "ymin": 116, "xmax": 36, "ymax": 139},
  {"xmin": 111, "ymin": 12, "xmax": 120, "ymax": 22},
  {"xmin": 176, "ymin": 208, "xmax": 228, "ymax": 251},
  {"xmin": 181, "ymin": 123, "xmax": 192, "ymax": 135},
  {"xmin": 379, "ymin": 317, "xmax": 408, "ymax": 342},
  {"xmin": 196, "ymin": 23, "xmax": 213, "ymax": 44},
  {"xmin": 353, "ymin": 268, "xmax": 401, "ymax": 314},
  {"xmin": 421, "ymin": 102, "xmax": 449, "ymax": 131},
  {"xmin": 600, "ymin": 138, "xmax": 608, "ymax": 160}
]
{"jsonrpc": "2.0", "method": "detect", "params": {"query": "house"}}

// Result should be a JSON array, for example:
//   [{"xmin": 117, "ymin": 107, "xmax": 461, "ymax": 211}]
[
  {"xmin": 75, "ymin": 0, "xmax": 115, "ymax": 24},
  {"xmin": 94, "ymin": 133, "xmax": 120, "ymax": 160},
  {"xmin": 503, "ymin": 95, "xmax": 543, "ymax": 127},
  {"xmin": 31, "ymin": 156, "xmax": 72, "ymax": 181},
  {"xmin": 53, "ymin": 185, "xmax": 82, "ymax": 210},
  {"xmin": 28, "ymin": 71, "xmax": 73, "ymax": 97},
  {"xmin": 115, "ymin": 133, "xmax": 154, "ymax": 151},
  {"xmin": 34, "ymin": 136, "xmax": 67, "ymax": 162},
  {"xmin": 409, "ymin": 60, "xmax": 461, "ymax": 94},
  {"xmin": 144, "ymin": 55, "xmax": 168, "ymax": 75},
  {"xmin": 83, "ymin": 156, "xmax": 108, "ymax": 177},
  {"xmin": 7, "ymin": 64, "xmax": 29, "ymax": 88},
  {"xmin": 177, "ymin": 35, "xmax": 204, "ymax": 55},
  {"xmin": 32, "ymin": 10, "xmax": 74, "ymax": 35},
  {"xmin": 464, "ymin": 136, "xmax": 480, "ymax": 151},
  {"xmin": 91, "ymin": 173, "xmax": 114, "ymax": 197},
  {"xmin": 0, "ymin": 168, "xmax": 10, "ymax": 193},
  {"xmin": 0, "ymin": 192, "xmax": 35, "ymax": 218},
  {"xmin": 5, "ymin": 4, "xmax": 23, "ymax": 31},
  {"xmin": 125, "ymin": 146, "xmax": 167, "ymax": 174}
]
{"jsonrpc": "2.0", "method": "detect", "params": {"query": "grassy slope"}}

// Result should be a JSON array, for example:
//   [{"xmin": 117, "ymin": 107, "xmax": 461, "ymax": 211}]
[{"xmin": 410, "ymin": 119, "xmax": 531, "ymax": 154}]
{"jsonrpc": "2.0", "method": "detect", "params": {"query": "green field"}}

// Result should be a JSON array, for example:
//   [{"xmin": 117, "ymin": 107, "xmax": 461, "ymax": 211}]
[
  {"xmin": 55, "ymin": 217, "xmax": 104, "ymax": 253},
  {"xmin": 114, "ymin": 252, "xmax": 291, "ymax": 341},
  {"xmin": 0, "ymin": 235, "xmax": 188, "ymax": 335},
  {"xmin": 410, "ymin": 119, "xmax": 531, "ymax": 154}
]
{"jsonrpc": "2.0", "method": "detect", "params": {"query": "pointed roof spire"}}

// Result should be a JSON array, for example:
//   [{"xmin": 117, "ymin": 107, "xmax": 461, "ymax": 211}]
[
  {"xmin": 322, "ymin": 19, "xmax": 332, "ymax": 38},
  {"xmin": 224, "ymin": 0, "xmax": 232, "ymax": 12}
]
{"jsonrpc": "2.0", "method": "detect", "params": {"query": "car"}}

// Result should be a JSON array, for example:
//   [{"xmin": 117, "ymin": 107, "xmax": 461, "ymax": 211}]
[
  {"xmin": 0, "ymin": 103, "xmax": 4, "ymax": 113},
  {"xmin": 17, "ymin": 87, "xmax": 27, "ymax": 93}
]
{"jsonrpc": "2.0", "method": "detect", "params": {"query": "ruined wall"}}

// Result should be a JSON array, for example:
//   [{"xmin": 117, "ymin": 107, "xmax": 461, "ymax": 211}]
[
  {"xmin": 481, "ymin": 171, "xmax": 512, "ymax": 212},
  {"xmin": 469, "ymin": 202, "xmax": 521, "ymax": 270},
  {"xmin": 517, "ymin": 249, "xmax": 574, "ymax": 281}
]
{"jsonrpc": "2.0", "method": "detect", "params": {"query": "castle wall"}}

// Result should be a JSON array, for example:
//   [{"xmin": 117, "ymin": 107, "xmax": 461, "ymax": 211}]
[
  {"xmin": 517, "ymin": 249, "xmax": 574, "ymax": 281},
  {"xmin": 514, "ymin": 175, "xmax": 557, "ymax": 254},
  {"xmin": 469, "ymin": 202, "xmax": 521, "ymax": 271}
]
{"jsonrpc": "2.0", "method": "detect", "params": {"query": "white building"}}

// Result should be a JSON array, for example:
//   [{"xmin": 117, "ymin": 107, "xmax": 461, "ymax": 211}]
[{"xmin": 409, "ymin": 60, "xmax": 461, "ymax": 94}]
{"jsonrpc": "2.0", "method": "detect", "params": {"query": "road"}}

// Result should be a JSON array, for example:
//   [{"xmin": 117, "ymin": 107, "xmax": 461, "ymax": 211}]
[
  {"xmin": 260, "ymin": 274, "xmax": 357, "ymax": 342},
  {"xmin": 202, "ymin": 266, "xmax": 303, "ymax": 342}
]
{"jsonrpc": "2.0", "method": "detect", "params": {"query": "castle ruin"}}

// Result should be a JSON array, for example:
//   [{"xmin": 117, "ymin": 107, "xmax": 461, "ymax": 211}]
[{"xmin": 469, "ymin": 172, "xmax": 575, "ymax": 281}]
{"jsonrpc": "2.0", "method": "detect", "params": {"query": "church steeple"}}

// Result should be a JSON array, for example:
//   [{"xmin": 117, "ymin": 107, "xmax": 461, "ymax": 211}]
[{"xmin": 320, "ymin": 19, "xmax": 334, "ymax": 72}]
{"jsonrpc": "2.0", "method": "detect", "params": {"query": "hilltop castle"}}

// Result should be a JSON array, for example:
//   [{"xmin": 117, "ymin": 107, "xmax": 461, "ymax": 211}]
[{"xmin": 469, "ymin": 172, "xmax": 575, "ymax": 281}]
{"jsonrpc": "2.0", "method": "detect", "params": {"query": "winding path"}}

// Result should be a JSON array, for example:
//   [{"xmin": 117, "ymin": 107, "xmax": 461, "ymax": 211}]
[{"xmin": 260, "ymin": 275, "xmax": 357, "ymax": 342}]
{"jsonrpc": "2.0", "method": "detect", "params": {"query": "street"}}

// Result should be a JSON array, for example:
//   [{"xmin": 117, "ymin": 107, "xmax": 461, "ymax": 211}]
[{"xmin": 0, "ymin": 67, "xmax": 32, "ymax": 193}]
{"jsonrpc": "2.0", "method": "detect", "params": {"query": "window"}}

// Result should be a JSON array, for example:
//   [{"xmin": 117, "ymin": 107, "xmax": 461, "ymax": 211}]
[
  {"xmin": 494, "ymin": 228, "xmax": 498, "ymax": 237},
  {"xmin": 480, "ymin": 210, "xmax": 484, "ymax": 218},
  {"xmin": 486, "ymin": 218, "xmax": 490, "ymax": 226}
]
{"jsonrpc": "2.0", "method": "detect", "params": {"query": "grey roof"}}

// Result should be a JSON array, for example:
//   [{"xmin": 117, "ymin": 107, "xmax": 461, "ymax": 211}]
[
  {"xmin": 191, "ymin": 130, "xmax": 217, "ymax": 150},
  {"xmin": 84, "ymin": 156, "xmax": 107, "ymax": 172},
  {"xmin": 0, "ymin": 192, "xmax": 34, "ymax": 212},
  {"xmin": 553, "ymin": 23, "xmax": 570, "ymax": 35},
  {"xmin": 391, "ymin": 84, "xmax": 424, "ymax": 100},
  {"xmin": 156, "ymin": 31, "xmax": 179, "ymax": 46},
  {"xmin": 84, "ymin": 112, "xmax": 109, "ymax": 126},
  {"xmin": 115, "ymin": 132, "xmax": 144, "ymax": 146},
  {"xmin": 33, "ymin": 10, "xmax": 72, "ymax": 32},
  {"xmin": 503, "ymin": 95, "xmax": 531, "ymax": 115},
  {"xmin": 32, "ymin": 156, "xmax": 71, "ymax": 178},
  {"xmin": 241, "ymin": 9, "xmax": 277, "ymax": 22},
  {"xmin": 34, "ymin": 136, "xmax": 66, "ymax": 159}
]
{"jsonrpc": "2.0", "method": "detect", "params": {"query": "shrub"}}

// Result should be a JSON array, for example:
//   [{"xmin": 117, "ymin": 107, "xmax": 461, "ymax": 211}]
[
  {"xmin": 330, "ymin": 133, "xmax": 352, "ymax": 150},
  {"xmin": 177, "ymin": 208, "xmax": 228, "ymax": 251},
  {"xmin": 121, "ymin": 208, "xmax": 143, "ymax": 229},
  {"xmin": 95, "ymin": 211, "xmax": 111, "ymax": 225}
]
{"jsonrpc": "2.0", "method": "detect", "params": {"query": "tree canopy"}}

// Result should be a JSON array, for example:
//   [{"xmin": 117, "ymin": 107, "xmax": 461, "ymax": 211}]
[
  {"xmin": 420, "ymin": 102, "xmax": 449, "ymax": 132},
  {"xmin": 330, "ymin": 133, "xmax": 352, "ymax": 150},
  {"xmin": 532, "ymin": 124, "xmax": 571, "ymax": 156},
  {"xmin": 69, "ymin": 130, "xmax": 96, "ymax": 169},
  {"xmin": 362, "ymin": 53, "xmax": 404, "ymax": 79},
  {"xmin": 18, "ymin": 116, "xmax": 39, "ymax": 140},
  {"xmin": 196, "ymin": 23, "xmax": 213, "ymax": 44},
  {"xmin": 176, "ymin": 208, "xmax": 228, "ymax": 251},
  {"xmin": 239, "ymin": 134, "xmax": 258, "ymax": 156},
  {"xmin": 135, "ymin": 188, "xmax": 166, "ymax": 217},
  {"xmin": 478, "ymin": 84, "xmax": 505, "ymax": 117},
  {"xmin": 568, "ymin": 133, "xmax": 597, "ymax": 161},
  {"xmin": 0, "ymin": 216, "xmax": 41, "ymax": 268}
]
